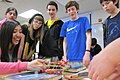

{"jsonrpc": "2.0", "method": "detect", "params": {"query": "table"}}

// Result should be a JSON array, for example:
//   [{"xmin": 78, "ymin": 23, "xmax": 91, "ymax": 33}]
[
  {"xmin": 0, "ymin": 62, "xmax": 91, "ymax": 80},
  {"xmin": 0, "ymin": 70, "xmax": 91, "ymax": 80},
  {"xmin": 62, "ymin": 68, "xmax": 91, "ymax": 80}
]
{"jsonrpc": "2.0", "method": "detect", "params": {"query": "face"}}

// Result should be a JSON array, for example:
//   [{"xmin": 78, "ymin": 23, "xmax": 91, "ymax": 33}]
[
  {"xmin": 47, "ymin": 5, "xmax": 57, "ymax": 19},
  {"xmin": 32, "ymin": 19, "xmax": 43, "ymax": 30},
  {"xmin": 66, "ymin": 6, "xmax": 78, "ymax": 20},
  {"xmin": 91, "ymin": 45, "xmax": 95, "ymax": 48},
  {"xmin": 101, "ymin": 1, "xmax": 117, "ymax": 14},
  {"xmin": 6, "ymin": 10, "xmax": 17, "ymax": 20},
  {"xmin": 12, "ymin": 25, "xmax": 22, "ymax": 45}
]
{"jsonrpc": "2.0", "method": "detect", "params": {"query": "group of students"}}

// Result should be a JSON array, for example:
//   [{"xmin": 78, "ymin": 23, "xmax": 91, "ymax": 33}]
[
  {"xmin": 0, "ymin": 0, "xmax": 92, "ymax": 74},
  {"xmin": 64, "ymin": 0, "xmax": 120, "ymax": 80},
  {"xmin": 0, "ymin": 0, "xmax": 120, "ymax": 80},
  {"xmin": 0, "ymin": 1, "xmax": 63, "ymax": 74}
]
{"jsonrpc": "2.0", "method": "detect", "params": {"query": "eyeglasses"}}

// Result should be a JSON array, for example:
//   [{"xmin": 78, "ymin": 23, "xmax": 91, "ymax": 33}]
[{"xmin": 33, "ymin": 20, "xmax": 42, "ymax": 25}]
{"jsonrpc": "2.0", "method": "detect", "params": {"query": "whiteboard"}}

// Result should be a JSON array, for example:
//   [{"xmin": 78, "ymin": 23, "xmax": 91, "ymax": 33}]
[{"xmin": 92, "ymin": 23, "xmax": 104, "ymax": 48}]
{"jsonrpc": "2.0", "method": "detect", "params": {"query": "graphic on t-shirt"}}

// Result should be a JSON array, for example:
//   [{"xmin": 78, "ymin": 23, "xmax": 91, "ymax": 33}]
[{"xmin": 67, "ymin": 25, "xmax": 77, "ymax": 32}]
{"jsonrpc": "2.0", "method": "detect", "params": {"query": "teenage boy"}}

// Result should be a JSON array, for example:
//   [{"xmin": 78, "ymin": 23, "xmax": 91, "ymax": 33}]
[
  {"xmin": 88, "ymin": 0, "xmax": 120, "ymax": 80},
  {"xmin": 60, "ymin": 0, "xmax": 92, "ymax": 66},
  {"xmin": 102, "ymin": 0, "xmax": 120, "ymax": 47},
  {"xmin": 91, "ymin": 38, "xmax": 102, "ymax": 57},
  {"xmin": 39, "ymin": 1, "xmax": 64, "ymax": 62}
]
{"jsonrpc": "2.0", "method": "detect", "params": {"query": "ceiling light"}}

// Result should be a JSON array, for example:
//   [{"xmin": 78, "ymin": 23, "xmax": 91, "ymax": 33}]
[
  {"xmin": 56, "ymin": 0, "xmax": 80, "ymax": 6},
  {"xmin": 18, "ymin": 9, "xmax": 42, "ymax": 19}
]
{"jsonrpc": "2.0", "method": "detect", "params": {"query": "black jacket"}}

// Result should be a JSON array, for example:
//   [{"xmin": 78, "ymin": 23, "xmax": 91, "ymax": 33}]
[
  {"xmin": 39, "ymin": 20, "xmax": 64, "ymax": 57},
  {"xmin": 91, "ymin": 44, "xmax": 102, "ymax": 57}
]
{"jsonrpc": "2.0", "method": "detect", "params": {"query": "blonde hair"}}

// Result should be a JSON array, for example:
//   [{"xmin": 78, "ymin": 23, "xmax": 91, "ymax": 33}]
[{"xmin": 28, "ymin": 14, "xmax": 44, "ymax": 44}]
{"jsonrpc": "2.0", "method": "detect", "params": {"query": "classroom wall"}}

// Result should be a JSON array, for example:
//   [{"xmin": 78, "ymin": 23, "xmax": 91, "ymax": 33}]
[
  {"xmin": 91, "ymin": 9, "xmax": 109, "ymax": 24},
  {"xmin": 91, "ymin": 9, "xmax": 109, "ymax": 48}
]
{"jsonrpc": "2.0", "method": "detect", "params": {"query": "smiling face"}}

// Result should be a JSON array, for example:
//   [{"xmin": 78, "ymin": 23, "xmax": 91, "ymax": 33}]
[
  {"xmin": 32, "ymin": 19, "xmax": 43, "ymax": 30},
  {"xmin": 12, "ymin": 25, "xmax": 22, "ymax": 45},
  {"xmin": 67, "ymin": 6, "xmax": 78, "ymax": 20},
  {"xmin": 47, "ymin": 5, "xmax": 57, "ymax": 19},
  {"xmin": 5, "ymin": 10, "xmax": 17, "ymax": 20}
]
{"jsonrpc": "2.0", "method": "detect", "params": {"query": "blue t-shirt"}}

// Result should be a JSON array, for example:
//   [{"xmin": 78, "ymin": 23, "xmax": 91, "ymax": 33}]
[
  {"xmin": 60, "ymin": 17, "xmax": 91, "ymax": 62},
  {"xmin": 105, "ymin": 12, "xmax": 120, "ymax": 46}
]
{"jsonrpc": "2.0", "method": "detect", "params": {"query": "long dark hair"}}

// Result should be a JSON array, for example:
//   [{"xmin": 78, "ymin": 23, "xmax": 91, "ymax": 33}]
[{"xmin": 0, "ymin": 20, "xmax": 21, "ymax": 62}]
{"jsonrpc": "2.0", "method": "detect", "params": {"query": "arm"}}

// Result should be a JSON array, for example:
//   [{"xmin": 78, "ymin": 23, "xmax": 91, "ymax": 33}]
[
  {"xmin": 83, "ymin": 30, "xmax": 92, "ymax": 66},
  {"xmin": 17, "ymin": 33, "xmax": 25, "ymax": 61},
  {"xmin": 88, "ymin": 38, "xmax": 120, "ymax": 80},
  {"xmin": 58, "ymin": 37, "xmax": 64, "ymax": 60},
  {"xmin": 0, "ymin": 59, "xmax": 49, "ymax": 75},
  {"xmin": 0, "ymin": 61, "xmax": 28, "ymax": 75},
  {"xmin": 62, "ymin": 37, "xmax": 67, "ymax": 61},
  {"xmin": 0, "ymin": 18, "xmax": 7, "ymax": 27}
]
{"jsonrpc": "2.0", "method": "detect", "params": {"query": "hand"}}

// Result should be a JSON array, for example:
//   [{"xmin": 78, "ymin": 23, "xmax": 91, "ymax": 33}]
[
  {"xmin": 27, "ymin": 59, "xmax": 49, "ymax": 71},
  {"xmin": 88, "ymin": 54, "xmax": 115, "ymax": 80},
  {"xmin": 64, "ymin": 73, "xmax": 79, "ymax": 80},
  {"xmin": 62, "ymin": 55, "xmax": 67, "ymax": 62},
  {"xmin": 107, "ymin": 64, "xmax": 120, "ymax": 80},
  {"xmin": 83, "ymin": 51, "xmax": 90, "ymax": 66}
]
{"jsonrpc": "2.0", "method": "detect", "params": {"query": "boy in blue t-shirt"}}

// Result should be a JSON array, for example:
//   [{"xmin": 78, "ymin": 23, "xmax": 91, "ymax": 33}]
[{"xmin": 60, "ymin": 1, "xmax": 92, "ymax": 66}]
